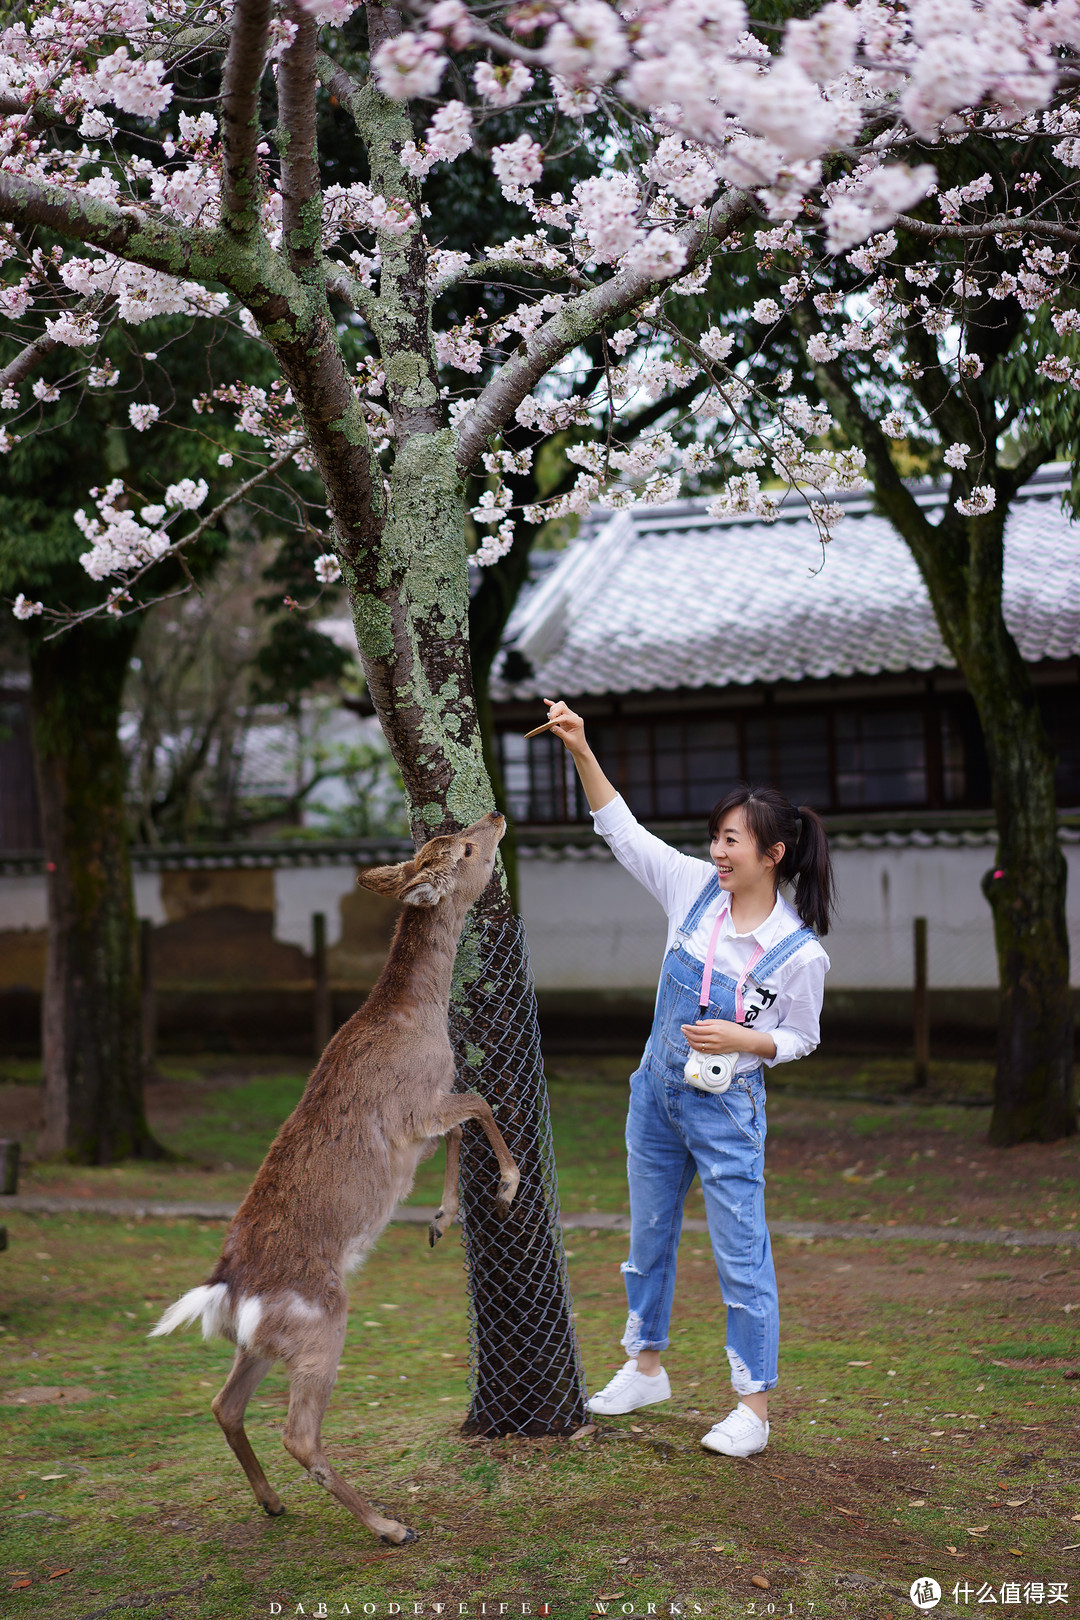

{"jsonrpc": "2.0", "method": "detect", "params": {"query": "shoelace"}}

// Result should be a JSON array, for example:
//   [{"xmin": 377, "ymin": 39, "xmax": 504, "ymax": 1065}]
[{"xmin": 599, "ymin": 1365, "xmax": 647, "ymax": 1396}]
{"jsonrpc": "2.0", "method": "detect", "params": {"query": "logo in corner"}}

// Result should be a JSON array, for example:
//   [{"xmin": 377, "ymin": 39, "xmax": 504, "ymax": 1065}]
[{"xmin": 910, "ymin": 1576, "xmax": 942, "ymax": 1610}]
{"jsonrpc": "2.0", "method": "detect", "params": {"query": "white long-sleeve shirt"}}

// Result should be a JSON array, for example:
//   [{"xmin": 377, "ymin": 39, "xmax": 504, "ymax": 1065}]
[{"xmin": 591, "ymin": 794, "xmax": 830, "ymax": 1070}]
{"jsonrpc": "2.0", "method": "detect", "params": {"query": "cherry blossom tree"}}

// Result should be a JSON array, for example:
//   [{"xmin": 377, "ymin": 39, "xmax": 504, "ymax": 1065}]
[{"xmin": 2, "ymin": 0, "xmax": 1080, "ymax": 1420}]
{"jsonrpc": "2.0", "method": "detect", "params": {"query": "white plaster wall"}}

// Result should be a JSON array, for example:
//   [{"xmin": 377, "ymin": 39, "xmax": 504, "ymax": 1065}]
[
  {"xmin": 517, "ymin": 844, "xmax": 1080, "ymax": 991},
  {"xmin": 273, "ymin": 866, "xmax": 359, "ymax": 950},
  {"xmin": 134, "ymin": 871, "xmax": 168, "ymax": 926},
  {"xmin": 0, "ymin": 873, "xmax": 48, "ymax": 931},
  {"xmin": 4, "ymin": 842, "xmax": 1079, "ymax": 990},
  {"xmin": 518, "ymin": 856, "xmax": 667, "ymax": 990}
]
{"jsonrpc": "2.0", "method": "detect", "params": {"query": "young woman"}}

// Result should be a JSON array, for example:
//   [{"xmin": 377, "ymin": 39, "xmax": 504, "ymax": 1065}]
[{"xmin": 544, "ymin": 699, "xmax": 833, "ymax": 1458}]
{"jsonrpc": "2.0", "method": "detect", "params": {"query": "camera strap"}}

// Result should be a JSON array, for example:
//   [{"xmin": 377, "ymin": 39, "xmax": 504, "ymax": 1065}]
[{"xmin": 698, "ymin": 903, "xmax": 764, "ymax": 1022}]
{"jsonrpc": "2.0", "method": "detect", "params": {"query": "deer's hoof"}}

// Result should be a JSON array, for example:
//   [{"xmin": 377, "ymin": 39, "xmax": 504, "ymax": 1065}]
[
  {"xmin": 428, "ymin": 1218, "xmax": 444, "ymax": 1248},
  {"xmin": 381, "ymin": 1524, "xmax": 416, "ymax": 1545},
  {"xmin": 262, "ymin": 1499, "xmax": 286, "ymax": 1518},
  {"xmin": 497, "ymin": 1173, "xmax": 520, "ymax": 1212}
]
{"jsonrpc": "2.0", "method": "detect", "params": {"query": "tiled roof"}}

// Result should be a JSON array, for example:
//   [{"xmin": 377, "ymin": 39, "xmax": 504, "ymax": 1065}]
[{"xmin": 491, "ymin": 466, "xmax": 1080, "ymax": 700}]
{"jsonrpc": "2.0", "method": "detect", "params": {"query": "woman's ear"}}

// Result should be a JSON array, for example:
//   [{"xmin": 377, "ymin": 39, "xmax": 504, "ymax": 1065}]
[{"xmin": 766, "ymin": 842, "xmax": 785, "ymax": 871}]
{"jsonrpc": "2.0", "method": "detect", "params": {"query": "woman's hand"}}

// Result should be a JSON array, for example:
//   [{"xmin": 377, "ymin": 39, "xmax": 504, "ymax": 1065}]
[
  {"xmin": 539, "ymin": 699, "xmax": 618, "ymax": 812},
  {"xmin": 681, "ymin": 1019, "xmax": 777, "ymax": 1061},
  {"xmin": 543, "ymin": 698, "xmax": 588, "ymax": 756}
]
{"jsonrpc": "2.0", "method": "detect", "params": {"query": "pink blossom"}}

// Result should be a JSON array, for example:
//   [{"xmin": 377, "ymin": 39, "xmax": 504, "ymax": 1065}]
[
  {"xmin": 572, "ymin": 173, "xmax": 640, "ymax": 261},
  {"xmin": 542, "ymin": 0, "xmax": 629, "ymax": 85},
  {"xmin": 294, "ymin": 0, "xmax": 358, "ymax": 23},
  {"xmin": 624, "ymin": 228, "xmax": 688, "ymax": 279},
  {"xmin": 372, "ymin": 32, "xmax": 447, "ymax": 101},
  {"xmin": 128, "ymin": 402, "xmax": 160, "ymax": 431},
  {"xmin": 314, "ymin": 553, "xmax": 342, "ymax": 584},
  {"xmin": 648, "ymin": 136, "xmax": 718, "ymax": 207},
  {"xmin": 491, "ymin": 134, "xmax": 545, "ymax": 200},
  {"xmin": 474, "ymin": 60, "xmax": 534, "ymax": 107},
  {"xmin": 426, "ymin": 0, "xmax": 475, "ymax": 50},
  {"xmin": 944, "ymin": 443, "xmax": 970, "ymax": 468},
  {"xmin": 12, "ymin": 594, "xmax": 42, "ymax": 619},
  {"xmin": 955, "ymin": 485, "xmax": 997, "ymax": 517},
  {"xmin": 86, "ymin": 47, "xmax": 172, "ymax": 118},
  {"xmin": 783, "ymin": 1, "xmax": 861, "ymax": 83},
  {"xmin": 824, "ymin": 163, "xmax": 937, "ymax": 251}
]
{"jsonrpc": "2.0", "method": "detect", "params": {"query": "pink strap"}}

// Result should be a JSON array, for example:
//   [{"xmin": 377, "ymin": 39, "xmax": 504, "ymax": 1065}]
[
  {"xmin": 698, "ymin": 903, "xmax": 765, "ymax": 1023},
  {"xmin": 734, "ymin": 943, "xmax": 765, "ymax": 1023}
]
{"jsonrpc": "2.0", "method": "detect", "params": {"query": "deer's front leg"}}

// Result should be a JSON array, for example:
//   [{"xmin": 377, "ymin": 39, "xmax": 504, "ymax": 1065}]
[
  {"xmin": 429, "ymin": 1125, "xmax": 462, "ymax": 1247},
  {"xmin": 430, "ymin": 1095, "xmax": 520, "ymax": 1214}
]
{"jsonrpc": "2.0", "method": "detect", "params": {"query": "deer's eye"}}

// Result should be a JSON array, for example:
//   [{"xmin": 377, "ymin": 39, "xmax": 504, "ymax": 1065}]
[{"xmin": 464, "ymin": 842, "xmax": 474, "ymax": 857}]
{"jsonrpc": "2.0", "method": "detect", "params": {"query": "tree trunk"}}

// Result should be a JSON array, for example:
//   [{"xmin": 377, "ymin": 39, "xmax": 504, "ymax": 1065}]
[
  {"xmin": 341, "ymin": 448, "xmax": 586, "ymax": 1434},
  {"xmin": 468, "ymin": 523, "xmax": 538, "ymax": 914},
  {"xmin": 963, "ymin": 621, "xmax": 1075, "ymax": 1144},
  {"xmin": 29, "ymin": 622, "xmax": 166, "ymax": 1163},
  {"xmin": 796, "ymin": 321, "xmax": 1075, "ymax": 1145}
]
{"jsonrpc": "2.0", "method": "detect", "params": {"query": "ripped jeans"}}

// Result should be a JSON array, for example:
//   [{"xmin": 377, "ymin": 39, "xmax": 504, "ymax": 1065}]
[{"xmin": 621, "ymin": 1061, "xmax": 779, "ymax": 1395}]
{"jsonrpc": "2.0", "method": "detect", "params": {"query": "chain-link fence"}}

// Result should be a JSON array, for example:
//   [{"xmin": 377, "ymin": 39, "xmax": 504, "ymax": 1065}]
[{"xmin": 449, "ymin": 910, "xmax": 588, "ymax": 1437}]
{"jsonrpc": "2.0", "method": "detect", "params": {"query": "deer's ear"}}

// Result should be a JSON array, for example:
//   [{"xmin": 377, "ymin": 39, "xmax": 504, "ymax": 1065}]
[
  {"xmin": 356, "ymin": 860, "xmax": 416, "ymax": 897},
  {"xmin": 399, "ymin": 866, "xmax": 456, "ymax": 908}
]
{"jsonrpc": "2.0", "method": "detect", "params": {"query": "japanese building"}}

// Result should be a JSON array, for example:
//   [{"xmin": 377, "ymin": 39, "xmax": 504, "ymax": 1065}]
[{"xmin": 489, "ymin": 465, "xmax": 1080, "ymax": 828}]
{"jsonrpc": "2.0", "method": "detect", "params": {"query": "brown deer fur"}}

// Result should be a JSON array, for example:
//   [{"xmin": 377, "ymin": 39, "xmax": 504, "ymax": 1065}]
[{"xmin": 150, "ymin": 812, "xmax": 519, "ymax": 1544}]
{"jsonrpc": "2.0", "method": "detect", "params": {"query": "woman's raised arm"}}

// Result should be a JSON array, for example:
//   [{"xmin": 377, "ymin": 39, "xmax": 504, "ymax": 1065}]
[{"xmin": 543, "ymin": 698, "xmax": 618, "ymax": 813}]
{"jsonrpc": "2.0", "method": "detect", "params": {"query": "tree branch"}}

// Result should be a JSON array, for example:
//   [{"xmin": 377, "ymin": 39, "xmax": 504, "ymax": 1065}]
[
  {"xmin": 449, "ymin": 255, "xmax": 587, "ymax": 291},
  {"xmin": 454, "ymin": 188, "xmax": 754, "ymax": 475},
  {"xmin": 0, "ymin": 169, "xmax": 214, "ymax": 277},
  {"xmin": 324, "ymin": 266, "xmax": 379, "ymax": 325},
  {"xmin": 0, "ymin": 295, "xmax": 107, "ymax": 391},
  {"xmin": 892, "ymin": 210, "xmax": 1080, "ymax": 248},
  {"xmin": 220, "ymin": 0, "xmax": 272, "ymax": 236},
  {"xmin": 316, "ymin": 51, "xmax": 367, "ymax": 123},
  {"xmin": 0, "ymin": 326, "xmax": 62, "ymax": 391},
  {"xmin": 999, "ymin": 442, "xmax": 1055, "ymax": 505},
  {"xmin": 277, "ymin": 2, "xmax": 322, "ymax": 276}
]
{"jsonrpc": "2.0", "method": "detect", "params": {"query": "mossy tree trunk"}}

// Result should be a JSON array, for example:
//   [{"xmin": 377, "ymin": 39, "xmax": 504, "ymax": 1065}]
[
  {"xmin": 797, "ymin": 302, "xmax": 1075, "ymax": 1143},
  {"xmin": 879, "ymin": 499, "xmax": 1073, "ymax": 1145},
  {"xmin": 29, "ymin": 621, "xmax": 165, "ymax": 1163}
]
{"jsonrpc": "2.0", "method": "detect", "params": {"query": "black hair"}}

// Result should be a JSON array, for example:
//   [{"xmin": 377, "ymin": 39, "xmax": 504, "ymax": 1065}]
[{"xmin": 707, "ymin": 784, "xmax": 835, "ymax": 936}]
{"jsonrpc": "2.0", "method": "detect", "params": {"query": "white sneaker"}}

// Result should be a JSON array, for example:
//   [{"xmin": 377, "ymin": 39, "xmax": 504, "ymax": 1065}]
[
  {"xmin": 586, "ymin": 1360, "xmax": 672, "ymax": 1416},
  {"xmin": 700, "ymin": 1403, "xmax": 769, "ymax": 1457}
]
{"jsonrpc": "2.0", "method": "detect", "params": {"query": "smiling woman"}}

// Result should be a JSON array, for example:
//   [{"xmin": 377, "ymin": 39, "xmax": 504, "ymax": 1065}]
[{"xmin": 540, "ymin": 698, "xmax": 834, "ymax": 1460}]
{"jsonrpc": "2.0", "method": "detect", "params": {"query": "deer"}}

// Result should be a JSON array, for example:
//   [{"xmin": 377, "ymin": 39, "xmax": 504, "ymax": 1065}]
[{"xmin": 150, "ymin": 810, "xmax": 519, "ymax": 1546}]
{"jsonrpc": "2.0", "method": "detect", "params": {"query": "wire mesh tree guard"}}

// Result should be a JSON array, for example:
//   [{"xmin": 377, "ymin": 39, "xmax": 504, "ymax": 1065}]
[{"xmin": 450, "ymin": 909, "xmax": 588, "ymax": 1436}]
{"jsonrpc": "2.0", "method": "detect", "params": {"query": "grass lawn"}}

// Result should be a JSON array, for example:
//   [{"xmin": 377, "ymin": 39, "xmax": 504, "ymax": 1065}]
[
  {"xmin": 4, "ymin": 1054, "xmax": 1079, "ymax": 1233},
  {"xmin": 1, "ymin": 1055, "xmax": 1079, "ymax": 1617}
]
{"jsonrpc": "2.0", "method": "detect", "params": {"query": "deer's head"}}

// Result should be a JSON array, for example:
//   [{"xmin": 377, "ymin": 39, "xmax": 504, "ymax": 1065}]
[{"xmin": 356, "ymin": 812, "xmax": 505, "ymax": 910}]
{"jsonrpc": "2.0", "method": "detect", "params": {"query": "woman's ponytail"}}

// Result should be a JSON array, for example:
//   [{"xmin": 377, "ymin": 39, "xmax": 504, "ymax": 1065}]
[
  {"xmin": 708, "ymin": 786, "xmax": 835, "ymax": 936},
  {"xmin": 788, "ymin": 804, "xmax": 834, "ymax": 937}
]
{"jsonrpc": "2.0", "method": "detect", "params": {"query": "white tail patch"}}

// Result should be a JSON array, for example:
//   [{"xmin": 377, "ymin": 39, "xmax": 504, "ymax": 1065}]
[
  {"xmin": 148, "ymin": 1282, "xmax": 230, "ymax": 1342},
  {"xmin": 235, "ymin": 1295, "xmax": 263, "ymax": 1349}
]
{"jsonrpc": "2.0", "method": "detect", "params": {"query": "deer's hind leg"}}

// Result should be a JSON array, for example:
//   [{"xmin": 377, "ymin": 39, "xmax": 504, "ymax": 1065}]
[
  {"xmin": 282, "ymin": 1312, "xmax": 415, "ymax": 1545},
  {"xmin": 212, "ymin": 1349, "xmax": 284, "ymax": 1517},
  {"xmin": 429, "ymin": 1125, "xmax": 462, "ymax": 1247}
]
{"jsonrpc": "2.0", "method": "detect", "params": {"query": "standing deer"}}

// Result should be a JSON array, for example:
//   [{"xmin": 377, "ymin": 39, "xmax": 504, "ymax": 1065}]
[{"xmin": 150, "ymin": 811, "xmax": 519, "ymax": 1545}]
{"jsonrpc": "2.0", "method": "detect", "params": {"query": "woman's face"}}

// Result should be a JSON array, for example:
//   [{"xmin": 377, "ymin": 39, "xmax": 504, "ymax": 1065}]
[{"xmin": 710, "ymin": 805, "xmax": 780, "ymax": 896}]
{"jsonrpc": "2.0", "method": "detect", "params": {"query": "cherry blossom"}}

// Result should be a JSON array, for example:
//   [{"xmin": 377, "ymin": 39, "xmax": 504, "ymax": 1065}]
[
  {"xmin": 0, "ymin": 0, "xmax": 1079, "ymax": 626},
  {"xmin": 314, "ymin": 553, "xmax": 342, "ymax": 584}
]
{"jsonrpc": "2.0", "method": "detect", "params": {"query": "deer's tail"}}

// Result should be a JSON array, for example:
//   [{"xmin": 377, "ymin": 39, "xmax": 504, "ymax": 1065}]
[{"xmin": 148, "ymin": 1281, "xmax": 232, "ymax": 1342}]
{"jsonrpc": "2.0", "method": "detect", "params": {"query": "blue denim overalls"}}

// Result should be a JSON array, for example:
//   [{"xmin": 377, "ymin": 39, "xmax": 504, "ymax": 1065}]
[{"xmin": 621, "ymin": 873, "xmax": 816, "ymax": 1395}]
